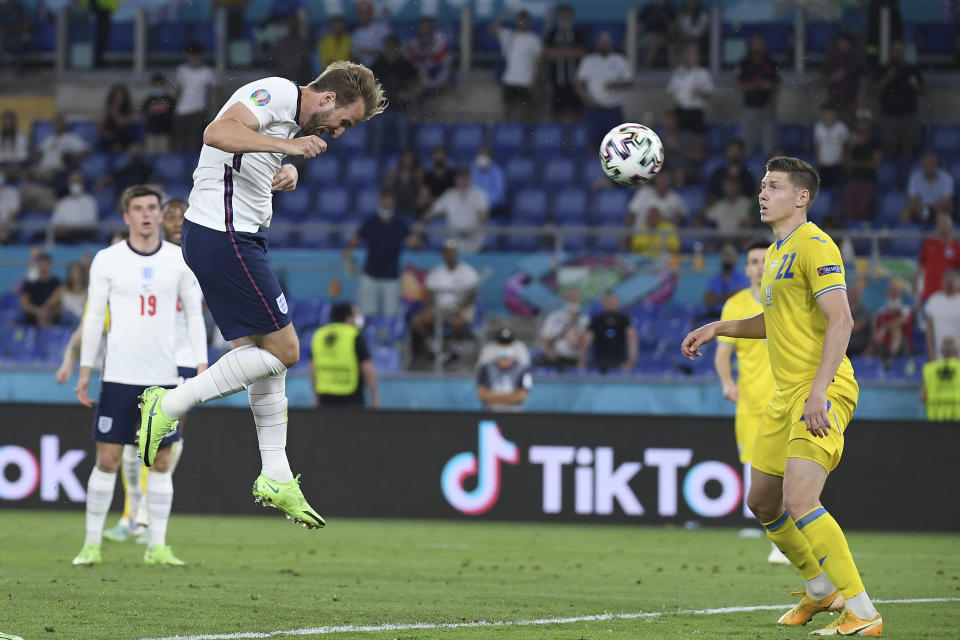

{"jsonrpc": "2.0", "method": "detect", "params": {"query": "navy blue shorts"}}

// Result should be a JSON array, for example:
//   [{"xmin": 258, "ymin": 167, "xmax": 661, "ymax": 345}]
[
  {"xmin": 181, "ymin": 219, "xmax": 291, "ymax": 341},
  {"xmin": 177, "ymin": 367, "xmax": 198, "ymax": 381},
  {"xmin": 93, "ymin": 382, "xmax": 180, "ymax": 446}
]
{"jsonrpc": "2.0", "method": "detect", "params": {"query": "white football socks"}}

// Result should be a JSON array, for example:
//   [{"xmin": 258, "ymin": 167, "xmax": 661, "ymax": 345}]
[
  {"xmin": 85, "ymin": 468, "xmax": 116, "ymax": 545},
  {"xmin": 121, "ymin": 445, "xmax": 143, "ymax": 526},
  {"xmin": 146, "ymin": 470, "xmax": 173, "ymax": 548},
  {"xmin": 249, "ymin": 373, "xmax": 293, "ymax": 482},
  {"xmin": 845, "ymin": 591, "xmax": 880, "ymax": 620},
  {"xmin": 805, "ymin": 571, "xmax": 836, "ymax": 600},
  {"xmin": 161, "ymin": 344, "xmax": 287, "ymax": 418},
  {"xmin": 168, "ymin": 439, "xmax": 183, "ymax": 474}
]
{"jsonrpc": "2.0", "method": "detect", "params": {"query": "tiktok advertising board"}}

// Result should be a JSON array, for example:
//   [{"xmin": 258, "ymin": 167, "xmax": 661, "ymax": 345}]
[{"xmin": 0, "ymin": 405, "xmax": 956, "ymax": 530}]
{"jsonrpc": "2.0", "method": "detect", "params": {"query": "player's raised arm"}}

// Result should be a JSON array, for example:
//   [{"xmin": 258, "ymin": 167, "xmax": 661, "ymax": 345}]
[
  {"xmin": 202, "ymin": 103, "xmax": 326, "ymax": 158},
  {"xmin": 77, "ymin": 254, "xmax": 109, "ymax": 407},
  {"xmin": 681, "ymin": 312, "xmax": 765, "ymax": 361}
]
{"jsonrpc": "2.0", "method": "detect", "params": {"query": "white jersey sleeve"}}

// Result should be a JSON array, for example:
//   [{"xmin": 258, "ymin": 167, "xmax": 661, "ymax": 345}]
[
  {"xmin": 185, "ymin": 76, "xmax": 303, "ymax": 233},
  {"xmin": 174, "ymin": 268, "xmax": 207, "ymax": 368},
  {"xmin": 79, "ymin": 251, "xmax": 110, "ymax": 370}
]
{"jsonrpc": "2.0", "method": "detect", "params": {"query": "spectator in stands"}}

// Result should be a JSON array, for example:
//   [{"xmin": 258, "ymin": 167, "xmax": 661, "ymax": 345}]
[
  {"xmin": 667, "ymin": 43, "xmax": 713, "ymax": 135},
  {"xmin": 813, "ymin": 103, "xmax": 849, "ymax": 189},
  {"xmin": 478, "ymin": 324, "xmax": 531, "ymax": 368},
  {"xmin": 309, "ymin": 302, "xmax": 379, "ymax": 408},
  {"xmin": 61, "ymin": 261, "xmax": 88, "ymax": 324},
  {"xmin": 490, "ymin": 9, "xmax": 544, "ymax": 123},
  {"xmin": 470, "ymin": 148, "xmax": 506, "ymax": 218},
  {"xmin": 51, "ymin": 171, "xmax": 97, "ymax": 242},
  {"xmin": 97, "ymin": 84, "xmax": 134, "ymax": 153},
  {"xmin": 703, "ymin": 243, "xmax": 749, "ymax": 318},
  {"xmin": 342, "ymin": 191, "xmax": 420, "ymax": 318},
  {"xmin": 0, "ymin": 110, "xmax": 28, "ymax": 165},
  {"xmin": 902, "ymin": 151, "xmax": 954, "ymax": 223},
  {"xmin": 173, "ymin": 43, "xmax": 216, "ymax": 153},
  {"xmin": 384, "ymin": 148, "xmax": 427, "ymax": 218},
  {"xmin": 626, "ymin": 172, "xmax": 687, "ymax": 230},
  {"xmin": 406, "ymin": 16, "xmax": 453, "ymax": 104},
  {"xmin": 659, "ymin": 111, "xmax": 704, "ymax": 187},
  {"xmin": 925, "ymin": 270, "xmax": 960, "ymax": 363},
  {"xmin": 411, "ymin": 239, "xmax": 481, "ymax": 355},
  {"xmin": 0, "ymin": 165, "xmax": 20, "ymax": 244},
  {"xmin": 736, "ymin": 35, "xmax": 780, "ymax": 156},
  {"xmin": 579, "ymin": 291, "xmax": 637, "ymax": 373},
  {"xmin": 840, "ymin": 108, "xmax": 882, "ymax": 223},
  {"xmin": 425, "ymin": 168, "xmax": 489, "ymax": 254},
  {"xmin": 576, "ymin": 32, "xmax": 633, "ymax": 152},
  {"xmin": 702, "ymin": 176, "xmax": 755, "ymax": 233},
  {"xmin": 846, "ymin": 281, "xmax": 872, "ymax": 357},
  {"xmin": 351, "ymin": 0, "xmax": 390, "ymax": 67},
  {"xmin": 870, "ymin": 279, "xmax": 913, "ymax": 361},
  {"xmin": 537, "ymin": 289, "xmax": 589, "ymax": 371},
  {"xmin": 476, "ymin": 327, "xmax": 533, "ymax": 412},
  {"xmin": 707, "ymin": 139, "xmax": 756, "ymax": 202},
  {"xmin": 369, "ymin": 34, "xmax": 420, "ymax": 153},
  {"xmin": 543, "ymin": 3, "xmax": 585, "ymax": 124},
  {"xmin": 422, "ymin": 146, "xmax": 456, "ymax": 204},
  {"xmin": 676, "ymin": 0, "xmax": 709, "ymax": 58},
  {"xmin": 33, "ymin": 114, "xmax": 90, "ymax": 183},
  {"xmin": 821, "ymin": 32, "xmax": 863, "ymax": 125},
  {"xmin": 629, "ymin": 206, "xmax": 680, "ymax": 255},
  {"xmin": 873, "ymin": 40, "xmax": 923, "ymax": 161},
  {"xmin": 916, "ymin": 211, "xmax": 960, "ymax": 304},
  {"xmin": 19, "ymin": 250, "xmax": 61, "ymax": 327},
  {"xmin": 637, "ymin": 0, "xmax": 676, "ymax": 68},
  {"xmin": 140, "ymin": 72, "xmax": 176, "ymax": 155},
  {"xmin": 318, "ymin": 15, "xmax": 351, "ymax": 68}
]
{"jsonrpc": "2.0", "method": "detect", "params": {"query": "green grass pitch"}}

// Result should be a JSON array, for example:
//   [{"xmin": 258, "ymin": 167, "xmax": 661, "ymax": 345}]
[{"xmin": 1, "ymin": 511, "xmax": 958, "ymax": 639}]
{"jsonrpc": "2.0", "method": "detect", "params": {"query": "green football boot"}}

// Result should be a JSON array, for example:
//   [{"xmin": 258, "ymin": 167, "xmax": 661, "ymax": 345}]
[
  {"xmin": 72, "ymin": 542, "xmax": 102, "ymax": 566},
  {"xmin": 252, "ymin": 474, "xmax": 325, "ymax": 529},
  {"xmin": 143, "ymin": 545, "xmax": 185, "ymax": 566},
  {"xmin": 138, "ymin": 387, "xmax": 178, "ymax": 467}
]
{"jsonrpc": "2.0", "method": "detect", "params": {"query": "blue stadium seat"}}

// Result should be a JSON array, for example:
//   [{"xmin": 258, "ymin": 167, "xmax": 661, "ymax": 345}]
[
  {"xmin": 273, "ymin": 188, "xmax": 313, "ymax": 221},
  {"xmin": 592, "ymin": 231, "xmax": 620, "ymax": 253},
  {"xmin": 567, "ymin": 123, "xmax": 590, "ymax": 155},
  {"xmin": 95, "ymin": 187, "xmax": 118, "ymax": 217},
  {"xmin": 164, "ymin": 182, "xmax": 191, "ymax": 202},
  {"xmin": 315, "ymin": 187, "xmax": 351, "ymax": 221},
  {"xmin": 449, "ymin": 122, "xmax": 487, "ymax": 159},
  {"xmin": 806, "ymin": 22, "xmax": 841, "ymax": 54},
  {"xmin": 371, "ymin": 345, "xmax": 402, "ymax": 373},
  {"xmin": 879, "ymin": 189, "xmax": 907, "ymax": 223},
  {"xmin": 33, "ymin": 20, "xmax": 57, "ymax": 53},
  {"xmin": 152, "ymin": 153, "xmax": 189, "ymax": 183},
  {"xmin": 751, "ymin": 23, "xmax": 792, "ymax": 56},
  {"xmin": 267, "ymin": 229, "xmax": 297, "ymax": 248},
  {"xmin": 777, "ymin": 124, "xmax": 810, "ymax": 155},
  {"xmin": 808, "ymin": 189, "xmax": 834, "ymax": 222},
  {"xmin": 701, "ymin": 153, "xmax": 727, "ymax": 182},
  {"xmin": 530, "ymin": 122, "xmax": 565, "ymax": 156},
  {"xmin": 553, "ymin": 187, "xmax": 589, "ymax": 224},
  {"xmin": 31, "ymin": 119, "xmax": 53, "ymax": 148},
  {"xmin": 705, "ymin": 123, "xmax": 730, "ymax": 153},
  {"xmin": 504, "ymin": 156, "xmax": 537, "ymax": 191},
  {"xmin": 886, "ymin": 224, "xmax": 925, "ymax": 256},
  {"xmin": 512, "ymin": 188, "xmax": 548, "ymax": 223},
  {"xmin": 930, "ymin": 125, "xmax": 960, "ymax": 157},
  {"xmin": 69, "ymin": 121, "xmax": 98, "ymax": 148},
  {"xmin": 492, "ymin": 122, "xmax": 527, "ymax": 158},
  {"xmin": 745, "ymin": 155, "xmax": 767, "ymax": 187},
  {"xmin": 305, "ymin": 154, "xmax": 341, "ymax": 183},
  {"xmin": 354, "ymin": 188, "xmax": 380, "ymax": 218},
  {"xmin": 916, "ymin": 23, "xmax": 957, "ymax": 57},
  {"xmin": 343, "ymin": 156, "xmax": 379, "ymax": 188},
  {"xmin": 413, "ymin": 122, "xmax": 447, "ymax": 155},
  {"xmin": 78, "ymin": 152, "xmax": 111, "ymax": 183},
  {"xmin": 591, "ymin": 189, "xmax": 629, "ymax": 224},
  {"xmin": 849, "ymin": 356, "xmax": 884, "ymax": 382},
  {"xmin": 677, "ymin": 186, "xmax": 706, "ymax": 219},
  {"xmin": 541, "ymin": 156, "xmax": 577, "ymax": 188},
  {"xmin": 331, "ymin": 125, "xmax": 368, "ymax": 155},
  {"xmin": 581, "ymin": 155, "xmax": 608, "ymax": 188},
  {"xmin": 505, "ymin": 234, "xmax": 541, "ymax": 252},
  {"xmin": 876, "ymin": 160, "xmax": 901, "ymax": 189},
  {"xmin": 152, "ymin": 22, "xmax": 185, "ymax": 52},
  {"xmin": 290, "ymin": 299, "xmax": 330, "ymax": 330},
  {"xmin": 298, "ymin": 230, "xmax": 333, "ymax": 248},
  {"xmin": 561, "ymin": 233, "xmax": 590, "ymax": 253},
  {"xmin": 107, "ymin": 22, "xmax": 135, "ymax": 52}
]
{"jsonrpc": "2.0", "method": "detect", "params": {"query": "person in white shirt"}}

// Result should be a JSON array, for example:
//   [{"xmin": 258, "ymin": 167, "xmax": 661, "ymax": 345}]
[
  {"xmin": 71, "ymin": 185, "xmax": 208, "ymax": 568},
  {"xmin": 667, "ymin": 44, "xmax": 714, "ymax": 134},
  {"xmin": 350, "ymin": 0, "xmax": 390, "ymax": 67},
  {"xmin": 34, "ymin": 115, "xmax": 90, "ymax": 181},
  {"xmin": 0, "ymin": 167, "xmax": 20, "ymax": 244},
  {"xmin": 703, "ymin": 176, "xmax": 755, "ymax": 233},
  {"xmin": 140, "ymin": 62, "xmax": 386, "ymax": 531},
  {"xmin": 925, "ymin": 270, "xmax": 960, "ymax": 362},
  {"xmin": 813, "ymin": 104, "xmax": 850, "ymax": 189},
  {"xmin": 51, "ymin": 171, "xmax": 98, "ymax": 242},
  {"xmin": 576, "ymin": 32, "xmax": 633, "ymax": 151},
  {"xmin": 173, "ymin": 43, "xmax": 217, "ymax": 153},
  {"xmin": 0, "ymin": 110, "xmax": 28, "ymax": 165},
  {"xmin": 411, "ymin": 240, "xmax": 481, "ymax": 349},
  {"xmin": 625, "ymin": 172, "xmax": 688, "ymax": 231},
  {"xmin": 425, "ymin": 168, "xmax": 489, "ymax": 254},
  {"xmin": 490, "ymin": 9, "xmax": 543, "ymax": 122},
  {"xmin": 537, "ymin": 289, "xmax": 589, "ymax": 370}
]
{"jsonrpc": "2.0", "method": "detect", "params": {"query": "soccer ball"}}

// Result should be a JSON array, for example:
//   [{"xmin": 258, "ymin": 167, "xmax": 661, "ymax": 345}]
[{"xmin": 599, "ymin": 123, "xmax": 664, "ymax": 186}]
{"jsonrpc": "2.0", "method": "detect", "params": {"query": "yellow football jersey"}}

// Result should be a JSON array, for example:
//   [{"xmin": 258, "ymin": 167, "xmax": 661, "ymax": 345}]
[
  {"xmin": 760, "ymin": 222, "xmax": 858, "ymax": 401},
  {"xmin": 719, "ymin": 287, "xmax": 775, "ymax": 415}
]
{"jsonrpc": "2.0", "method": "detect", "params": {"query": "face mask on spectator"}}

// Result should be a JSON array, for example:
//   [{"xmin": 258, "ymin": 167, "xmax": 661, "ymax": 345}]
[
  {"xmin": 377, "ymin": 206, "xmax": 394, "ymax": 219},
  {"xmin": 69, "ymin": 183, "xmax": 84, "ymax": 195},
  {"xmin": 476, "ymin": 155, "xmax": 491, "ymax": 170},
  {"xmin": 354, "ymin": 312, "xmax": 365, "ymax": 330}
]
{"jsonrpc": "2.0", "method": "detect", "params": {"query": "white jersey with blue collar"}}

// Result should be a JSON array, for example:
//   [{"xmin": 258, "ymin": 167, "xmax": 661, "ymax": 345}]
[{"xmin": 185, "ymin": 76, "xmax": 302, "ymax": 234}]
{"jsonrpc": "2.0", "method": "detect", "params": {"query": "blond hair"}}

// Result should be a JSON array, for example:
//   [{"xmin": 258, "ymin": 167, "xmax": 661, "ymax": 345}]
[
  {"xmin": 121, "ymin": 184, "xmax": 163, "ymax": 213},
  {"xmin": 307, "ymin": 61, "xmax": 388, "ymax": 121},
  {"xmin": 765, "ymin": 156, "xmax": 820, "ymax": 211}
]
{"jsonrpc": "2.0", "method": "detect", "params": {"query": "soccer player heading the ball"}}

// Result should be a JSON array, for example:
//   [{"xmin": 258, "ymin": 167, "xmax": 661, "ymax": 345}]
[
  {"xmin": 682, "ymin": 157, "xmax": 882, "ymax": 637},
  {"xmin": 138, "ymin": 62, "xmax": 387, "ymax": 529}
]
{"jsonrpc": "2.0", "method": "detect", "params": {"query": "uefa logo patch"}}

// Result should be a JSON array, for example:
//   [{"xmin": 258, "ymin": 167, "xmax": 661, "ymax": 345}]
[
  {"xmin": 276, "ymin": 293, "xmax": 288, "ymax": 315},
  {"xmin": 97, "ymin": 416, "xmax": 113, "ymax": 434},
  {"xmin": 250, "ymin": 89, "xmax": 271, "ymax": 106}
]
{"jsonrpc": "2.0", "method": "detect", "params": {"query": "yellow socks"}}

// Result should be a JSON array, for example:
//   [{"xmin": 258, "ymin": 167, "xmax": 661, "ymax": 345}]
[{"xmin": 796, "ymin": 507, "xmax": 866, "ymax": 600}]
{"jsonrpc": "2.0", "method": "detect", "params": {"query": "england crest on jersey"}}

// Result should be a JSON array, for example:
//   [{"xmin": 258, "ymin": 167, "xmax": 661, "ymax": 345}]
[{"xmin": 276, "ymin": 293, "xmax": 288, "ymax": 315}]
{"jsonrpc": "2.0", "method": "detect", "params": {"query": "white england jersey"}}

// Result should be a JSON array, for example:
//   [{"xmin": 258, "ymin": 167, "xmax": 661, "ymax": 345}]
[
  {"xmin": 174, "ymin": 275, "xmax": 206, "ymax": 369},
  {"xmin": 80, "ymin": 241, "xmax": 205, "ymax": 386},
  {"xmin": 185, "ymin": 76, "xmax": 302, "ymax": 233}
]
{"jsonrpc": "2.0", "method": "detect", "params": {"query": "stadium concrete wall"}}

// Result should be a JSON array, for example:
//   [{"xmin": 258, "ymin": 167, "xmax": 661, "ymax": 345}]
[{"xmin": 1, "ymin": 405, "xmax": 955, "ymax": 531}]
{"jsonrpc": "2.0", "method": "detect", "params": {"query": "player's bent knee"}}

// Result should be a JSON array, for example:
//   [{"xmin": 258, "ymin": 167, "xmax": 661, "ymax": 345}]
[{"xmin": 746, "ymin": 489, "xmax": 782, "ymax": 523}]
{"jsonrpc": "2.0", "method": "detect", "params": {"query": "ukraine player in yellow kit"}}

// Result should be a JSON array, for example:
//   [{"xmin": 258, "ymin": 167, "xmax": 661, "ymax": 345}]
[
  {"xmin": 714, "ymin": 240, "xmax": 789, "ymax": 566},
  {"xmin": 683, "ymin": 157, "xmax": 882, "ymax": 636}
]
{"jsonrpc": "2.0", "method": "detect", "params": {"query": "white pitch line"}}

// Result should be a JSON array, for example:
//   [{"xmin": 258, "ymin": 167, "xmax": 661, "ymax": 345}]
[{"xmin": 137, "ymin": 597, "xmax": 960, "ymax": 640}]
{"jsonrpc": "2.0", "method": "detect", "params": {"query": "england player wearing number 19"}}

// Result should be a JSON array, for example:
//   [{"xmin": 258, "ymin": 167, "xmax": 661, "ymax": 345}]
[
  {"xmin": 72, "ymin": 185, "xmax": 208, "ymax": 566},
  {"xmin": 137, "ymin": 61, "xmax": 387, "ymax": 529}
]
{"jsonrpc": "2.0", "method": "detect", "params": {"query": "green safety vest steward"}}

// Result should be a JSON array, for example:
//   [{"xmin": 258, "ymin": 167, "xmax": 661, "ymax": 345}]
[
  {"xmin": 923, "ymin": 357, "xmax": 960, "ymax": 421},
  {"xmin": 311, "ymin": 322, "xmax": 360, "ymax": 396}
]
